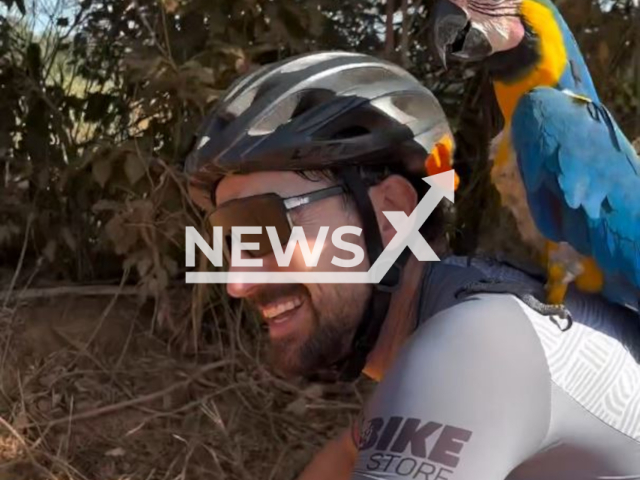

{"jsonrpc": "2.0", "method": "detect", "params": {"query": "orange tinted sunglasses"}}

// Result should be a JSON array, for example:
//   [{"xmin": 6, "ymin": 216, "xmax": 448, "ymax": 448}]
[{"xmin": 208, "ymin": 185, "xmax": 345, "ymax": 258}]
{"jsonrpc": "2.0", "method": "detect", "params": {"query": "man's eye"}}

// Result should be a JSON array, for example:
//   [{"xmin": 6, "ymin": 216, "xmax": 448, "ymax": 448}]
[{"xmin": 286, "ymin": 210, "xmax": 302, "ymax": 226}]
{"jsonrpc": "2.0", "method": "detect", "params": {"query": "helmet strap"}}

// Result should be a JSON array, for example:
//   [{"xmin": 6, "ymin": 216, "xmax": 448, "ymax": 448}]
[{"xmin": 331, "ymin": 166, "xmax": 410, "ymax": 382}]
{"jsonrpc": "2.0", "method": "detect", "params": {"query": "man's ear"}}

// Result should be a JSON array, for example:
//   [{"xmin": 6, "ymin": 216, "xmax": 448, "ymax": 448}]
[{"xmin": 369, "ymin": 175, "xmax": 418, "ymax": 247}]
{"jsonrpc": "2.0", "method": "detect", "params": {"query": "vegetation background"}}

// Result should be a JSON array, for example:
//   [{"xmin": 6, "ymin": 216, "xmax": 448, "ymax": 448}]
[{"xmin": 0, "ymin": 0, "xmax": 638, "ymax": 479}]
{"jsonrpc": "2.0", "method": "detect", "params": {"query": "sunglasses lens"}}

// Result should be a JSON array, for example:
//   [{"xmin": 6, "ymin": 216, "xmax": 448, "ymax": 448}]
[{"xmin": 208, "ymin": 194, "xmax": 292, "ymax": 261}]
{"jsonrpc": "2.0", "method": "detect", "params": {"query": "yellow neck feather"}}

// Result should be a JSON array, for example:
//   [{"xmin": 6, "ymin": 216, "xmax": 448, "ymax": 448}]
[{"xmin": 493, "ymin": 0, "xmax": 567, "ymax": 120}]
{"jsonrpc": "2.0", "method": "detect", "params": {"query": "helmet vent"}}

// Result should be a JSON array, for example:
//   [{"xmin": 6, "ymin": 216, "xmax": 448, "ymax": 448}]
[
  {"xmin": 247, "ymin": 89, "xmax": 338, "ymax": 136},
  {"xmin": 247, "ymin": 92, "xmax": 303, "ymax": 136},
  {"xmin": 370, "ymin": 95, "xmax": 419, "ymax": 125},
  {"xmin": 224, "ymin": 85, "xmax": 260, "ymax": 118},
  {"xmin": 291, "ymin": 89, "xmax": 336, "ymax": 118},
  {"xmin": 332, "ymin": 126, "xmax": 371, "ymax": 139},
  {"xmin": 332, "ymin": 66, "xmax": 404, "ymax": 93},
  {"xmin": 390, "ymin": 94, "xmax": 442, "ymax": 121}
]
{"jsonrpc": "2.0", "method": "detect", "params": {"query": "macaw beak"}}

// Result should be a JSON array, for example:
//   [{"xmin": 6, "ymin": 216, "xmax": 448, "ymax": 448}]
[{"xmin": 429, "ymin": 0, "xmax": 492, "ymax": 67}]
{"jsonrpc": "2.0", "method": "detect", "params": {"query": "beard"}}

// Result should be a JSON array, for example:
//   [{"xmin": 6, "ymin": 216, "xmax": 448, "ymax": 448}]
[{"xmin": 248, "ymin": 283, "xmax": 371, "ymax": 379}]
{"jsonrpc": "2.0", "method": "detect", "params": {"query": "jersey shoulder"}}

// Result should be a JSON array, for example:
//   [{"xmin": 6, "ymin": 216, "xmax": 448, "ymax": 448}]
[
  {"xmin": 353, "ymin": 293, "xmax": 553, "ymax": 479},
  {"xmin": 410, "ymin": 292, "xmax": 547, "ymax": 359}
]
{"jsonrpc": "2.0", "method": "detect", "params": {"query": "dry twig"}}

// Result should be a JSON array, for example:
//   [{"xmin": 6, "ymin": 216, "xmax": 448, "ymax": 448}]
[
  {"xmin": 31, "ymin": 360, "xmax": 231, "ymax": 429},
  {"xmin": 0, "ymin": 285, "xmax": 142, "ymax": 301}
]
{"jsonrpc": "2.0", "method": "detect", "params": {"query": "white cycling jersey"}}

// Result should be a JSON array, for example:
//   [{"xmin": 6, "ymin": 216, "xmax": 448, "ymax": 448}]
[{"xmin": 352, "ymin": 256, "xmax": 640, "ymax": 480}]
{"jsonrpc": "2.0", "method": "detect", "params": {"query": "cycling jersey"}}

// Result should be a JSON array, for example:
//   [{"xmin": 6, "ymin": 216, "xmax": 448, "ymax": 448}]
[{"xmin": 352, "ymin": 256, "xmax": 640, "ymax": 480}]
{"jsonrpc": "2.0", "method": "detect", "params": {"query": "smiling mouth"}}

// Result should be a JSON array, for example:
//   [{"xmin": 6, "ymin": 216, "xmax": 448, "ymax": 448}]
[
  {"xmin": 450, "ymin": 20, "xmax": 472, "ymax": 55},
  {"xmin": 260, "ymin": 297, "xmax": 303, "ymax": 324}
]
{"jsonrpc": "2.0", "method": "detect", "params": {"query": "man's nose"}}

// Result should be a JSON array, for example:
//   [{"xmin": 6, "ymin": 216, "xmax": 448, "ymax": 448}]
[
  {"xmin": 226, "ymin": 249, "xmax": 274, "ymax": 299},
  {"xmin": 226, "ymin": 278, "xmax": 259, "ymax": 299}
]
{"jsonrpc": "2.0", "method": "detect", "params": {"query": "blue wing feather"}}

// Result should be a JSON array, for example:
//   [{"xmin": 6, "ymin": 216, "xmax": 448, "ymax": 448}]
[{"xmin": 511, "ymin": 86, "xmax": 640, "ymax": 307}]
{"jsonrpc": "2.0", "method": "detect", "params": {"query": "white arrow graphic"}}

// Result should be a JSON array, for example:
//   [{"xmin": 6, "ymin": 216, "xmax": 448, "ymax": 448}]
[{"xmin": 367, "ymin": 171, "xmax": 454, "ymax": 284}]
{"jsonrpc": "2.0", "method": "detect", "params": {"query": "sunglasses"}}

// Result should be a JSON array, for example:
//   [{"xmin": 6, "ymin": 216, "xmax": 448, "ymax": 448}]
[{"xmin": 208, "ymin": 185, "xmax": 346, "ymax": 258}]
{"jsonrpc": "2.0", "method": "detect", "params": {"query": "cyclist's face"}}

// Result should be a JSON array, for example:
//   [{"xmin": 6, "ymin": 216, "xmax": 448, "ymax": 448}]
[{"xmin": 215, "ymin": 171, "xmax": 372, "ymax": 378}]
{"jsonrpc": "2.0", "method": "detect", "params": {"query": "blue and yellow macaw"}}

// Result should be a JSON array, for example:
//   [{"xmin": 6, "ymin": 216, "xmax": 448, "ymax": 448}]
[{"xmin": 430, "ymin": 0, "xmax": 640, "ymax": 312}]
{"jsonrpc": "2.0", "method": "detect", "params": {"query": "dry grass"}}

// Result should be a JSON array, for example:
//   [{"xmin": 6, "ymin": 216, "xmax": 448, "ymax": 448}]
[{"xmin": 0, "ymin": 289, "xmax": 370, "ymax": 480}]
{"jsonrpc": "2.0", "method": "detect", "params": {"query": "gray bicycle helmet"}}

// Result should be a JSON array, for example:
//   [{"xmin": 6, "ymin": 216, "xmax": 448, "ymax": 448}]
[
  {"xmin": 184, "ymin": 51, "xmax": 454, "ymax": 381},
  {"xmin": 185, "ymin": 51, "xmax": 453, "ymax": 209}
]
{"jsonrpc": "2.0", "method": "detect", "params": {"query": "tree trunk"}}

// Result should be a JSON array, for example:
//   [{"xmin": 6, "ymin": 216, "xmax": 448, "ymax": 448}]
[
  {"xmin": 385, "ymin": 0, "xmax": 395, "ymax": 60},
  {"xmin": 399, "ymin": 0, "xmax": 411, "ymax": 67}
]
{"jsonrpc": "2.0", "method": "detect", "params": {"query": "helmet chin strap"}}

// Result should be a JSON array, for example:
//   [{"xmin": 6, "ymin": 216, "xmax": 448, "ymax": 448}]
[{"xmin": 306, "ymin": 166, "xmax": 410, "ymax": 383}]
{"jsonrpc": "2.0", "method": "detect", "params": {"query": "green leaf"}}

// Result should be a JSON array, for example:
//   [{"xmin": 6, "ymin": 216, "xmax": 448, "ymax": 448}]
[
  {"xmin": 92, "ymin": 158, "xmax": 112, "ymax": 188},
  {"xmin": 124, "ymin": 154, "xmax": 146, "ymax": 186}
]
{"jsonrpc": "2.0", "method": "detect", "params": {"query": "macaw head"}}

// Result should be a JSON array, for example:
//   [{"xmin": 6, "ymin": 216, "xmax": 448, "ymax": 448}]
[{"xmin": 429, "ymin": 0, "xmax": 526, "ymax": 66}]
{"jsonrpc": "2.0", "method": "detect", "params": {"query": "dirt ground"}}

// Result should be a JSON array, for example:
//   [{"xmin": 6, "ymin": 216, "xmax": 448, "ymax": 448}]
[{"xmin": 0, "ymin": 290, "xmax": 369, "ymax": 480}]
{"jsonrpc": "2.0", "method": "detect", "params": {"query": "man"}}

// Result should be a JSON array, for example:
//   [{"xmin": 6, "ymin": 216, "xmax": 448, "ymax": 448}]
[{"xmin": 184, "ymin": 51, "xmax": 640, "ymax": 479}]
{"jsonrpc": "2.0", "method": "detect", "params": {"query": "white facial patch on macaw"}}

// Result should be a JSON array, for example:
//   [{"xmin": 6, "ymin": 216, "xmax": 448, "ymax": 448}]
[
  {"xmin": 475, "ymin": 15, "xmax": 525, "ymax": 54},
  {"xmin": 448, "ymin": 0, "xmax": 526, "ymax": 54}
]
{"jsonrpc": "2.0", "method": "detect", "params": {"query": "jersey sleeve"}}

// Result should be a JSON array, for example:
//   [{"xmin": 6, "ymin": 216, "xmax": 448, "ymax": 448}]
[{"xmin": 351, "ymin": 294, "xmax": 552, "ymax": 480}]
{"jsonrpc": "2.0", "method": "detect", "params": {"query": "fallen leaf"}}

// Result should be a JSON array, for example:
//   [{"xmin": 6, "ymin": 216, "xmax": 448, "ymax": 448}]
[
  {"xmin": 105, "ymin": 447, "xmax": 126, "ymax": 457},
  {"xmin": 285, "ymin": 397, "xmax": 307, "ymax": 416},
  {"xmin": 12, "ymin": 409, "xmax": 28, "ymax": 433},
  {"xmin": 302, "ymin": 384, "xmax": 324, "ymax": 399}
]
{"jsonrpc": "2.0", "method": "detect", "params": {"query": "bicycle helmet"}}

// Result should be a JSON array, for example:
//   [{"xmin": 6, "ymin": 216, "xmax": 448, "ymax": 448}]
[{"xmin": 184, "ymin": 51, "xmax": 455, "ymax": 381}]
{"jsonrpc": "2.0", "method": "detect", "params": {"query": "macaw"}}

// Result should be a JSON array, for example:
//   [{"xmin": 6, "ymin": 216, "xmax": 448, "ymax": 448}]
[{"xmin": 429, "ymin": 0, "xmax": 640, "ymax": 312}]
